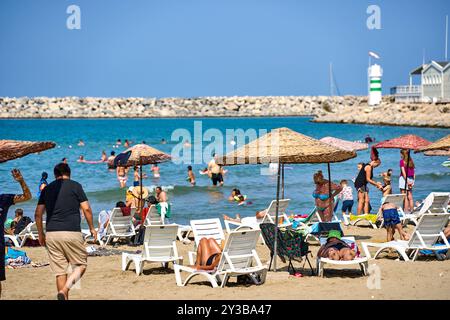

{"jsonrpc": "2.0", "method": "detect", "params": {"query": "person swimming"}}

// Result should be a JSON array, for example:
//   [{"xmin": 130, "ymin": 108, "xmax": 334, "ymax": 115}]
[{"xmin": 151, "ymin": 164, "xmax": 160, "ymax": 178}]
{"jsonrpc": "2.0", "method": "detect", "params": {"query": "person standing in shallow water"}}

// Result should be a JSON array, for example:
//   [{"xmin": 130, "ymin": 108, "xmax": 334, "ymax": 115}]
[
  {"xmin": 35, "ymin": 163, "xmax": 96, "ymax": 300},
  {"xmin": 354, "ymin": 148, "xmax": 383, "ymax": 215},
  {"xmin": 0, "ymin": 169, "xmax": 32, "ymax": 298}
]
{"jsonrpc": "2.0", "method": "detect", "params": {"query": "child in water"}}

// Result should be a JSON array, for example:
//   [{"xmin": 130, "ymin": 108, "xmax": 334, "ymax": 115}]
[{"xmin": 228, "ymin": 188, "xmax": 247, "ymax": 205}]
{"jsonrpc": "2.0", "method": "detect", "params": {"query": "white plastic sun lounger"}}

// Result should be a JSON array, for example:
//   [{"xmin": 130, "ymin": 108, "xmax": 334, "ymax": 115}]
[
  {"xmin": 101, "ymin": 207, "xmax": 136, "ymax": 246},
  {"xmin": 174, "ymin": 229, "xmax": 267, "ymax": 288},
  {"xmin": 361, "ymin": 213, "xmax": 450, "ymax": 261},
  {"xmin": 223, "ymin": 199, "xmax": 291, "ymax": 234},
  {"xmin": 405, "ymin": 192, "xmax": 450, "ymax": 225},
  {"xmin": 316, "ymin": 236, "xmax": 369, "ymax": 277},
  {"xmin": 4, "ymin": 221, "xmax": 45, "ymax": 248},
  {"xmin": 144, "ymin": 204, "xmax": 192, "ymax": 244},
  {"xmin": 122, "ymin": 224, "xmax": 183, "ymax": 275}
]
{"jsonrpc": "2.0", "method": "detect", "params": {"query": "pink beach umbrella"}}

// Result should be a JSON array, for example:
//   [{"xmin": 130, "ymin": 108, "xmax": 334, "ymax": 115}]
[{"xmin": 320, "ymin": 137, "xmax": 369, "ymax": 152}]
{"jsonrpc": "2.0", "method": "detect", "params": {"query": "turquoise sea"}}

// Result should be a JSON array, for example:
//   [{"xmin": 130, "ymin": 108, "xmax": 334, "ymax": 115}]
[{"xmin": 0, "ymin": 117, "xmax": 449, "ymax": 226}]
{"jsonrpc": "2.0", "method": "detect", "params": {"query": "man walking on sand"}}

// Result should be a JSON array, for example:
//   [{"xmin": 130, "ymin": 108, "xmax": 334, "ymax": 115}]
[
  {"xmin": 35, "ymin": 163, "xmax": 97, "ymax": 300},
  {"xmin": 0, "ymin": 169, "xmax": 32, "ymax": 298}
]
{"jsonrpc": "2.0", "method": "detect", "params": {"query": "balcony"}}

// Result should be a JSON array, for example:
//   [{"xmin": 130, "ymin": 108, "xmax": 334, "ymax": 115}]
[{"xmin": 390, "ymin": 85, "xmax": 422, "ymax": 102}]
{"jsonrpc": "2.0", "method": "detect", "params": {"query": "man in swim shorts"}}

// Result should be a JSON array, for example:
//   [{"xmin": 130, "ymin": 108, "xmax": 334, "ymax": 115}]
[{"xmin": 208, "ymin": 154, "xmax": 223, "ymax": 187}]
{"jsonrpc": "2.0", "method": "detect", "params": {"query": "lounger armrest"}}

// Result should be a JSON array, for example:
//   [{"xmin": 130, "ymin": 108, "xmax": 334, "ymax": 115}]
[{"xmin": 188, "ymin": 251, "xmax": 197, "ymax": 265}]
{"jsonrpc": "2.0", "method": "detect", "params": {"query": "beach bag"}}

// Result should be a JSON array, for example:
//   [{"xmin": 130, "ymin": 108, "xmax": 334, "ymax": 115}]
[{"xmin": 134, "ymin": 225, "xmax": 145, "ymax": 245}]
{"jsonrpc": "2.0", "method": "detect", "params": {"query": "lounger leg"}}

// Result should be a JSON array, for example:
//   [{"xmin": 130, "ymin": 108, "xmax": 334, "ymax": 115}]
[
  {"xmin": 20, "ymin": 236, "xmax": 27, "ymax": 247},
  {"xmin": 361, "ymin": 243, "xmax": 372, "ymax": 259},
  {"xmin": 411, "ymin": 249, "xmax": 420, "ymax": 262},
  {"xmin": 220, "ymin": 274, "xmax": 230, "ymax": 288},
  {"xmin": 121, "ymin": 254, "xmax": 128, "ymax": 271},
  {"xmin": 305, "ymin": 255, "xmax": 315, "ymax": 276},
  {"xmin": 137, "ymin": 260, "xmax": 144, "ymax": 275},
  {"xmin": 268, "ymin": 254, "xmax": 274, "ymax": 271},
  {"xmin": 317, "ymin": 259, "xmax": 324, "ymax": 277},
  {"xmin": 174, "ymin": 264, "xmax": 184, "ymax": 286},
  {"xmin": 360, "ymin": 261, "xmax": 368, "ymax": 276}
]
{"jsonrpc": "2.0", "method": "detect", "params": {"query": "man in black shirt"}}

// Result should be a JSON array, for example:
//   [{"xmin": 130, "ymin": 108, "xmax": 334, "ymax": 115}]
[
  {"xmin": 0, "ymin": 169, "xmax": 32, "ymax": 298},
  {"xmin": 35, "ymin": 163, "xmax": 96, "ymax": 300}
]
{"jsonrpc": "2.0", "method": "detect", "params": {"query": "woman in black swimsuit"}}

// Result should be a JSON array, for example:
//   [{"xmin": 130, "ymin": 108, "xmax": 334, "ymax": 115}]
[{"xmin": 354, "ymin": 148, "xmax": 383, "ymax": 215}]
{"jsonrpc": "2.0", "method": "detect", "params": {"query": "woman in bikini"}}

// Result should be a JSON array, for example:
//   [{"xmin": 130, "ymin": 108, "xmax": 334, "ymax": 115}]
[
  {"xmin": 313, "ymin": 171, "xmax": 342, "ymax": 222},
  {"xmin": 193, "ymin": 238, "xmax": 222, "ymax": 270},
  {"xmin": 116, "ymin": 166, "xmax": 128, "ymax": 188}
]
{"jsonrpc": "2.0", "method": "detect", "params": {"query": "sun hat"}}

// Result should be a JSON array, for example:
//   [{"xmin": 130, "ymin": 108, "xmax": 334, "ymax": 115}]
[
  {"xmin": 131, "ymin": 186, "xmax": 149, "ymax": 199},
  {"xmin": 327, "ymin": 230, "xmax": 342, "ymax": 240}
]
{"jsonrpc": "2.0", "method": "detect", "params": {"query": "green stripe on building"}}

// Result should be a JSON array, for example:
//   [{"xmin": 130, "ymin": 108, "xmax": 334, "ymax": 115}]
[
  {"xmin": 370, "ymin": 79, "xmax": 382, "ymax": 84},
  {"xmin": 370, "ymin": 88, "xmax": 382, "ymax": 92}
]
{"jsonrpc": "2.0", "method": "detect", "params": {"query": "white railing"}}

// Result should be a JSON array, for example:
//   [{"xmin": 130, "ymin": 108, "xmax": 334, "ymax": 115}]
[{"xmin": 391, "ymin": 85, "xmax": 421, "ymax": 95}]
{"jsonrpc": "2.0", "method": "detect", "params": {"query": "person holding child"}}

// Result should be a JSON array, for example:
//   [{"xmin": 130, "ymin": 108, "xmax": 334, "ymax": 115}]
[{"xmin": 354, "ymin": 148, "xmax": 383, "ymax": 215}]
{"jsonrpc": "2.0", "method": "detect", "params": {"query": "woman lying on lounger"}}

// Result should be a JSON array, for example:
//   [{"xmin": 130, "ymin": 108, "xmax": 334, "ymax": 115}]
[
  {"xmin": 317, "ymin": 230, "xmax": 356, "ymax": 261},
  {"xmin": 194, "ymin": 238, "xmax": 222, "ymax": 271}
]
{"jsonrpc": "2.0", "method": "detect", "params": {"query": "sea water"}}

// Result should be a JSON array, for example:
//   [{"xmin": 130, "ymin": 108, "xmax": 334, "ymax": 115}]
[{"xmin": 0, "ymin": 117, "xmax": 449, "ymax": 226}]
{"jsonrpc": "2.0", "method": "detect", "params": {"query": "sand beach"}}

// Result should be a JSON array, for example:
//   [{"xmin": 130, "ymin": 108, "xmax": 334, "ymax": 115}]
[{"xmin": 3, "ymin": 224, "xmax": 450, "ymax": 300}]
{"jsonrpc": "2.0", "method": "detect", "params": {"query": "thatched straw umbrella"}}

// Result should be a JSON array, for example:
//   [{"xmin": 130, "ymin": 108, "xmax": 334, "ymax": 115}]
[
  {"xmin": 0, "ymin": 140, "xmax": 56, "ymax": 163},
  {"xmin": 114, "ymin": 144, "xmax": 171, "ymax": 212},
  {"xmin": 217, "ymin": 127, "xmax": 356, "ymax": 271},
  {"xmin": 424, "ymin": 150, "xmax": 450, "ymax": 157},
  {"xmin": 415, "ymin": 134, "xmax": 450, "ymax": 154},
  {"xmin": 320, "ymin": 137, "xmax": 368, "ymax": 152},
  {"xmin": 374, "ymin": 134, "xmax": 431, "ymax": 191}
]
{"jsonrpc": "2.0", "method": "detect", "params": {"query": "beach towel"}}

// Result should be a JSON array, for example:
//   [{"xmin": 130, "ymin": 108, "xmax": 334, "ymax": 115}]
[
  {"xmin": 4, "ymin": 248, "xmax": 31, "ymax": 267},
  {"xmin": 86, "ymin": 246, "xmax": 139, "ymax": 257},
  {"xmin": 156, "ymin": 202, "xmax": 171, "ymax": 219}
]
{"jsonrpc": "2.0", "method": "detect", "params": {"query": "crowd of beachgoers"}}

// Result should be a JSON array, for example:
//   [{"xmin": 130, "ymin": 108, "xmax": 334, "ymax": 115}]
[{"xmin": 1, "ymin": 135, "xmax": 449, "ymax": 300}]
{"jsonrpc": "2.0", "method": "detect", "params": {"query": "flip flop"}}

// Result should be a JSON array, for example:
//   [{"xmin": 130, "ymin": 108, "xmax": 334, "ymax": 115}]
[{"xmin": 57, "ymin": 292, "xmax": 66, "ymax": 300}]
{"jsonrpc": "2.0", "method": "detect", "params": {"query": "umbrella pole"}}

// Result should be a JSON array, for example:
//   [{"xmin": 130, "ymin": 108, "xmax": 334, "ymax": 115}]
[
  {"xmin": 272, "ymin": 162, "xmax": 281, "ymax": 272},
  {"xmin": 281, "ymin": 163, "xmax": 285, "ymax": 199},
  {"xmin": 327, "ymin": 163, "xmax": 332, "ymax": 217}
]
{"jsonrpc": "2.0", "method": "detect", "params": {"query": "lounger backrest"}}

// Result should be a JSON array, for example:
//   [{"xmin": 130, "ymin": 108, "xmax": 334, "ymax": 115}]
[
  {"xmin": 264, "ymin": 199, "xmax": 291, "ymax": 225},
  {"xmin": 143, "ymin": 224, "xmax": 178, "ymax": 259},
  {"xmin": 417, "ymin": 192, "xmax": 450, "ymax": 215},
  {"xmin": 218, "ymin": 229, "xmax": 261, "ymax": 271},
  {"xmin": 408, "ymin": 213, "xmax": 450, "ymax": 248},
  {"xmin": 108, "ymin": 207, "xmax": 136, "ymax": 236},
  {"xmin": 382, "ymin": 194, "xmax": 406, "ymax": 212},
  {"xmin": 266, "ymin": 199, "xmax": 290, "ymax": 216},
  {"xmin": 190, "ymin": 218, "xmax": 225, "ymax": 246},
  {"xmin": 144, "ymin": 205, "xmax": 164, "ymax": 226}
]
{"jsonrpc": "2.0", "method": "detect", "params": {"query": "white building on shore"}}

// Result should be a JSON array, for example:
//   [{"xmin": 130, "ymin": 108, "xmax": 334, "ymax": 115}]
[{"xmin": 391, "ymin": 60, "xmax": 450, "ymax": 103}]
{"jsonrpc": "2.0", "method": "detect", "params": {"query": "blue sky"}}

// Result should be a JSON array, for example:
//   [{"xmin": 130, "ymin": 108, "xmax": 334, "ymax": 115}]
[{"xmin": 0, "ymin": 0, "xmax": 448, "ymax": 97}]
